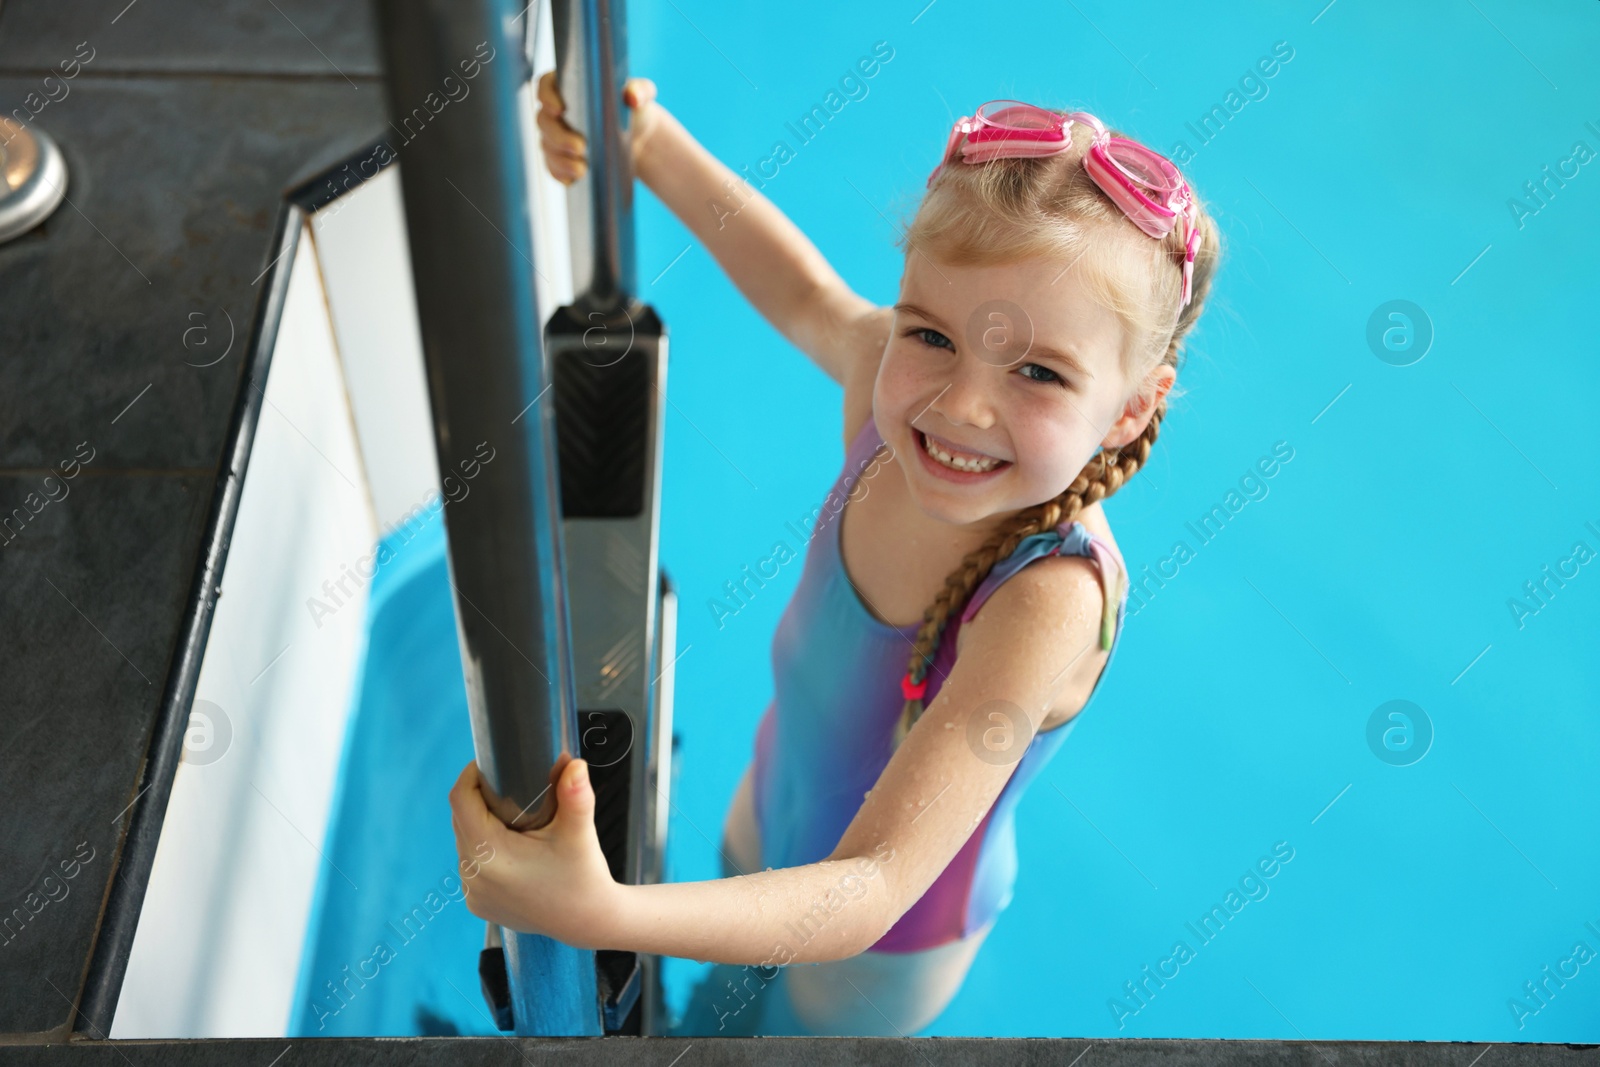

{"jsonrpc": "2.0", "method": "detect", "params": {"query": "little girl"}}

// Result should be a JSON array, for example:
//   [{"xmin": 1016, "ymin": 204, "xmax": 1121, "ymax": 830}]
[{"xmin": 448, "ymin": 74, "xmax": 1222, "ymax": 1037}]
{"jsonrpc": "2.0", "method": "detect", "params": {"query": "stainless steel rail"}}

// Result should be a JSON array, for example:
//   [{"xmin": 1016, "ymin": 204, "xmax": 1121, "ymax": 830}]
[
  {"xmin": 547, "ymin": 0, "xmax": 675, "ymax": 1036},
  {"xmin": 373, "ymin": 0, "xmax": 600, "ymax": 1038},
  {"xmin": 540, "ymin": 295, "xmax": 671, "ymax": 1033},
  {"xmin": 552, "ymin": 0, "xmax": 637, "ymax": 310}
]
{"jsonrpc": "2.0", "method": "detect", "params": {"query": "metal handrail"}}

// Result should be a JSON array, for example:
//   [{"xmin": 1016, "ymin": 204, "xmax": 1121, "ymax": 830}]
[
  {"xmin": 546, "ymin": 0, "xmax": 676, "ymax": 1036},
  {"xmin": 373, "ymin": 0, "xmax": 598, "ymax": 1037},
  {"xmin": 552, "ymin": 0, "xmax": 636, "ymax": 310}
]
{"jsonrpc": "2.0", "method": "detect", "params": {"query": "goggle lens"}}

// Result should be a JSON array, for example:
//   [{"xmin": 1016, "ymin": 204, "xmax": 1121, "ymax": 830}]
[
  {"xmin": 1104, "ymin": 140, "xmax": 1182, "ymax": 199},
  {"xmin": 974, "ymin": 100, "xmax": 1063, "ymax": 133}
]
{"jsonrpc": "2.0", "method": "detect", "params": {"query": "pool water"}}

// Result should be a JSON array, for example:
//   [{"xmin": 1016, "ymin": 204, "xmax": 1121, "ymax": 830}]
[
  {"xmin": 296, "ymin": 0, "xmax": 1600, "ymax": 1043},
  {"xmin": 290, "ymin": 509, "xmax": 499, "ymax": 1037},
  {"xmin": 634, "ymin": 0, "xmax": 1600, "ymax": 1043}
]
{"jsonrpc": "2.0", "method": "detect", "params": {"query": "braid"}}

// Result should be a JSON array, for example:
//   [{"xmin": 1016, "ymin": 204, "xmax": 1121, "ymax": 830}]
[{"xmin": 890, "ymin": 400, "xmax": 1166, "ymax": 751}]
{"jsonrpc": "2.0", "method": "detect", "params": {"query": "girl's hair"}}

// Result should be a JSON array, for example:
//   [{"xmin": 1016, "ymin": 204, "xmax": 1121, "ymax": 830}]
[{"xmin": 887, "ymin": 109, "xmax": 1224, "ymax": 751}]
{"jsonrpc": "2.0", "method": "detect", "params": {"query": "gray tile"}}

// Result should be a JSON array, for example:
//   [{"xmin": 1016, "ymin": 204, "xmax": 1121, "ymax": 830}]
[
  {"xmin": 0, "ymin": 1036, "xmax": 1590, "ymax": 1065},
  {"xmin": 1, "ymin": 40, "xmax": 388, "ymax": 1033},
  {"xmin": 0, "ymin": 75, "xmax": 384, "ymax": 469},
  {"xmin": 0, "ymin": 471, "xmax": 213, "ymax": 1034},
  {"xmin": 0, "ymin": 0, "xmax": 381, "ymax": 79}
]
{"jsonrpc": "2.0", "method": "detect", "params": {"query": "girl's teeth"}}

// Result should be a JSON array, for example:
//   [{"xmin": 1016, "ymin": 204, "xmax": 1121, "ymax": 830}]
[{"xmin": 922, "ymin": 431, "xmax": 1001, "ymax": 472}]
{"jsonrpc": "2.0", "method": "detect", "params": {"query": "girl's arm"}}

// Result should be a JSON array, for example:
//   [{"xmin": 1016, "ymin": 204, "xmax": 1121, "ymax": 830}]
[
  {"xmin": 449, "ymin": 553, "xmax": 1112, "ymax": 967},
  {"xmin": 537, "ymin": 74, "xmax": 883, "ymax": 386},
  {"xmin": 448, "ymin": 757, "xmax": 898, "ymax": 966}
]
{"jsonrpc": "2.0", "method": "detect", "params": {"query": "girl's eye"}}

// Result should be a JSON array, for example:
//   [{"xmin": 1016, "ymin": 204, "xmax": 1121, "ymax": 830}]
[{"xmin": 909, "ymin": 327, "xmax": 1072, "ymax": 389}]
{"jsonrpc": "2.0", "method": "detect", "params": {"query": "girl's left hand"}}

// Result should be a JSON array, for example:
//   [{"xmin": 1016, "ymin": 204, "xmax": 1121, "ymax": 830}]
[{"xmin": 448, "ymin": 756, "xmax": 622, "ymax": 949}]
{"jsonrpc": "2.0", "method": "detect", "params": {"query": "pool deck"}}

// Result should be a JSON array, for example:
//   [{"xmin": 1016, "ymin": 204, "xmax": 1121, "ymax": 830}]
[
  {"xmin": 0, "ymin": 1036, "xmax": 1591, "ymax": 1064},
  {"xmin": 0, "ymin": 0, "xmax": 384, "ymax": 1040}
]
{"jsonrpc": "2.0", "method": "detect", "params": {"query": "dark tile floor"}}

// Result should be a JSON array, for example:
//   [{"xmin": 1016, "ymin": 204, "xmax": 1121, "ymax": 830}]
[
  {"xmin": 0, "ymin": 0, "xmax": 383, "ymax": 1038},
  {"xmin": 0, "ymin": 0, "xmax": 381, "ymax": 78}
]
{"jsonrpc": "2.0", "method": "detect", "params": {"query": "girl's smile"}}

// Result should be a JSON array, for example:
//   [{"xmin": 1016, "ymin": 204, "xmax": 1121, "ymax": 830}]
[{"xmin": 913, "ymin": 427, "xmax": 1013, "ymax": 481}]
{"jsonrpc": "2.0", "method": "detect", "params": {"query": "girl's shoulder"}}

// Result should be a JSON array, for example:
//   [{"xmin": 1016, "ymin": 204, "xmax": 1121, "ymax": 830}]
[
  {"xmin": 953, "ymin": 503, "xmax": 1124, "ymax": 729},
  {"xmin": 954, "ymin": 502, "xmax": 1120, "ymax": 644},
  {"xmin": 1068, "ymin": 501, "xmax": 1122, "ymax": 572}
]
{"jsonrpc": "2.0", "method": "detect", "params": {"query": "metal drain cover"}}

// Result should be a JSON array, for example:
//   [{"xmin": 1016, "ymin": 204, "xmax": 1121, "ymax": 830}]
[{"xmin": 0, "ymin": 117, "xmax": 68, "ymax": 244}]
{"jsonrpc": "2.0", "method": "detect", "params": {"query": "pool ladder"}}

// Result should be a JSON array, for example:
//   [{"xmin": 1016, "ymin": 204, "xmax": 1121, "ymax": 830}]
[{"xmin": 376, "ymin": 0, "xmax": 677, "ymax": 1038}]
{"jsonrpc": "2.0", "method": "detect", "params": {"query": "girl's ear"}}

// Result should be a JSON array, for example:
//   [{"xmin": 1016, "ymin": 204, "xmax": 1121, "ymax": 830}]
[
  {"xmin": 1102, "ymin": 365, "xmax": 1175, "ymax": 449},
  {"xmin": 1146, "ymin": 363, "xmax": 1177, "ymax": 412}
]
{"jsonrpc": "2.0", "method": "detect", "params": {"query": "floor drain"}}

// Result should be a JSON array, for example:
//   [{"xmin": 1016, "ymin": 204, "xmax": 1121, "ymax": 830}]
[{"xmin": 0, "ymin": 117, "xmax": 68, "ymax": 245}]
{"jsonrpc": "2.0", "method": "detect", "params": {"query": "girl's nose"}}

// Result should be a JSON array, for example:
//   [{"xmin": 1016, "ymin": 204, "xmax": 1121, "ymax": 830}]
[{"xmin": 928, "ymin": 359, "xmax": 998, "ymax": 431}]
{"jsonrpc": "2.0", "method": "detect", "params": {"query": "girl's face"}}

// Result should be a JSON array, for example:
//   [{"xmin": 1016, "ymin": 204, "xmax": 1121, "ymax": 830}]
[{"xmin": 873, "ymin": 252, "xmax": 1165, "ymax": 534}]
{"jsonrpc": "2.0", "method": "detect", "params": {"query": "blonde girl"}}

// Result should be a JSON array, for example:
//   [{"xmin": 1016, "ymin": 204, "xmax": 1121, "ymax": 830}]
[{"xmin": 449, "ymin": 74, "xmax": 1221, "ymax": 1037}]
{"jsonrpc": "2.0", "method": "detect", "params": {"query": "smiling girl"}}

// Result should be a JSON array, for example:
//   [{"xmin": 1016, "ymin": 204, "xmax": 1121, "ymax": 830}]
[{"xmin": 449, "ymin": 74, "xmax": 1222, "ymax": 1037}]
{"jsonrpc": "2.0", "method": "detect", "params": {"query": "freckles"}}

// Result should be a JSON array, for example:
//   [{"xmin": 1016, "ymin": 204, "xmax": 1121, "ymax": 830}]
[{"xmin": 876, "ymin": 364, "xmax": 925, "ymax": 419}]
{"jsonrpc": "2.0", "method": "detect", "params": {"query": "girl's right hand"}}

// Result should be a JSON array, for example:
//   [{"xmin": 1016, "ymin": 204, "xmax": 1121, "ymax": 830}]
[{"xmin": 536, "ymin": 70, "xmax": 662, "ymax": 185}]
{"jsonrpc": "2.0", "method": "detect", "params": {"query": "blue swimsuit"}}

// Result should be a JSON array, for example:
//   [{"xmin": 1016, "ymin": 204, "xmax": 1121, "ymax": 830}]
[{"xmin": 750, "ymin": 412, "xmax": 1131, "ymax": 952}]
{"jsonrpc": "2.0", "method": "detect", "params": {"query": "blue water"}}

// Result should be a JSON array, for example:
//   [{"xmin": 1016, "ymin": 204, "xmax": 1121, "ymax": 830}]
[
  {"xmin": 289, "ymin": 508, "xmax": 499, "ymax": 1037},
  {"xmin": 635, "ymin": 0, "xmax": 1600, "ymax": 1043},
  {"xmin": 299, "ymin": 0, "xmax": 1600, "ymax": 1043}
]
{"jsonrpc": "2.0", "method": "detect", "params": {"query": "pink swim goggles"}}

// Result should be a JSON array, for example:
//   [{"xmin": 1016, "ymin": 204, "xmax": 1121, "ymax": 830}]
[{"xmin": 926, "ymin": 100, "xmax": 1200, "ymax": 309}]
